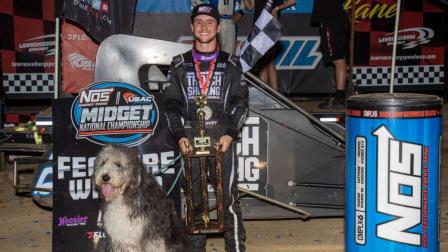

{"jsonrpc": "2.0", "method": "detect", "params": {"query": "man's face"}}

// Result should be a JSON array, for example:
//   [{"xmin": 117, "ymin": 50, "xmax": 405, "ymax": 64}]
[{"xmin": 191, "ymin": 15, "xmax": 220, "ymax": 44}]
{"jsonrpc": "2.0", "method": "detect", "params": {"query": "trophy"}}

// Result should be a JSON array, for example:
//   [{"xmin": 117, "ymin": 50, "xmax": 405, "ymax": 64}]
[
  {"xmin": 183, "ymin": 94, "xmax": 225, "ymax": 234},
  {"xmin": 193, "ymin": 94, "xmax": 211, "ymax": 155}
]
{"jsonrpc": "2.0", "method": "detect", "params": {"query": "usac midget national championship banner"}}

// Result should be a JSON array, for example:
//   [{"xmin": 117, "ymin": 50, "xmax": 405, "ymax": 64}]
[{"xmin": 52, "ymin": 82, "xmax": 180, "ymax": 252}]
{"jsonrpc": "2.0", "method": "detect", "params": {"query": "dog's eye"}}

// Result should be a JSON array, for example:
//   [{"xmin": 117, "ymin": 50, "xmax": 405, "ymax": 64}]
[
  {"xmin": 114, "ymin": 161, "xmax": 122, "ymax": 168},
  {"xmin": 101, "ymin": 159, "xmax": 107, "ymax": 166}
]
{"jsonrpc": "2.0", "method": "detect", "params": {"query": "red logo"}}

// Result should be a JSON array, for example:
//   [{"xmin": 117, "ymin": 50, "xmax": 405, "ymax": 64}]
[
  {"xmin": 123, "ymin": 92, "xmax": 135, "ymax": 103},
  {"xmin": 87, "ymin": 231, "xmax": 106, "ymax": 239}
]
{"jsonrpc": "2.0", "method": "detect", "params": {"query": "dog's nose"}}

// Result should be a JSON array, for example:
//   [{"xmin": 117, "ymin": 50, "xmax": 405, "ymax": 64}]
[{"xmin": 102, "ymin": 174, "xmax": 111, "ymax": 183}]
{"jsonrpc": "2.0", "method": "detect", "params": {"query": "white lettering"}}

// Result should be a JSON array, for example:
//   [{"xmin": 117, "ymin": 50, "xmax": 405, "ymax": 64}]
[{"xmin": 374, "ymin": 125, "xmax": 422, "ymax": 246}]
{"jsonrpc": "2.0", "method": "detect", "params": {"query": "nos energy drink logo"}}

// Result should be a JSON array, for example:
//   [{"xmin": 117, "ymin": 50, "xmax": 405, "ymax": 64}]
[
  {"xmin": 71, "ymin": 82, "xmax": 159, "ymax": 147},
  {"xmin": 374, "ymin": 125, "xmax": 426, "ymax": 246}
]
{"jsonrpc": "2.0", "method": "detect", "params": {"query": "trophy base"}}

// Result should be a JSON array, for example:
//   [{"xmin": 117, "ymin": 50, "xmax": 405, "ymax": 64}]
[{"xmin": 188, "ymin": 222, "xmax": 225, "ymax": 234}]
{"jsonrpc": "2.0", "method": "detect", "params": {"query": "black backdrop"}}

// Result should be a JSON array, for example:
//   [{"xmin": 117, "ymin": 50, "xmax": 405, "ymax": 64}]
[{"xmin": 52, "ymin": 96, "xmax": 180, "ymax": 252}]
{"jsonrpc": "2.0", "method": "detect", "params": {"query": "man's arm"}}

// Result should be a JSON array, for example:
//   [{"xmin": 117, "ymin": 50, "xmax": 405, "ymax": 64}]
[
  {"xmin": 164, "ymin": 63, "xmax": 188, "ymax": 149},
  {"xmin": 271, "ymin": 0, "xmax": 296, "ymax": 17},
  {"xmin": 232, "ymin": 0, "xmax": 255, "ymax": 24},
  {"xmin": 243, "ymin": 0, "xmax": 255, "ymax": 11}
]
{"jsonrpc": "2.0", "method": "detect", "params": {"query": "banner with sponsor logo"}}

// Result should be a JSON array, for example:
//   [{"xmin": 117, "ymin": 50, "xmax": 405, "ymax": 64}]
[
  {"xmin": 0, "ymin": 0, "xmax": 55, "ymax": 98},
  {"xmin": 63, "ymin": 0, "xmax": 137, "ymax": 42},
  {"xmin": 132, "ymin": 0, "xmax": 337, "ymax": 94},
  {"xmin": 61, "ymin": 21, "xmax": 98, "ymax": 94},
  {"xmin": 131, "ymin": 0, "xmax": 445, "ymax": 94},
  {"xmin": 53, "ymin": 82, "xmax": 181, "ymax": 251},
  {"xmin": 348, "ymin": 0, "xmax": 445, "ymax": 90}
]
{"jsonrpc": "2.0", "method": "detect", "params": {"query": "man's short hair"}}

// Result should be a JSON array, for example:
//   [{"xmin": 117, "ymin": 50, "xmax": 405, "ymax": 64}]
[{"xmin": 191, "ymin": 3, "xmax": 220, "ymax": 24}]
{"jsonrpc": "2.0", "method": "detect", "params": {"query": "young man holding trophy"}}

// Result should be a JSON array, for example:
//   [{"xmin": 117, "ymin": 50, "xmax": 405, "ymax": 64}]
[{"xmin": 164, "ymin": 4, "xmax": 249, "ymax": 252}]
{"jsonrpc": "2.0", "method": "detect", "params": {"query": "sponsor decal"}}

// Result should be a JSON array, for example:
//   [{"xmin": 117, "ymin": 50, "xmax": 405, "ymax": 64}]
[
  {"xmin": 275, "ymin": 36, "xmax": 322, "ymax": 70},
  {"xmin": 68, "ymin": 53, "xmax": 95, "ymax": 71},
  {"xmin": 355, "ymin": 137, "xmax": 366, "ymax": 245},
  {"xmin": 186, "ymin": 72, "xmax": 223, "ymax": 101},
  {"xmin": 71, "ymin": 82, "xmax": 159, "ymax": 147},
  {"xmin": 236, "ymin": 116, "xmax": 268, "ymax": 194},
  {"xmin": 58, "ymin": 215, "xmax": 88, "ymax": 227},
  {"xmin": 18, "ymin": 34, "xmax": 56, "ymax": 56},
  {"xmin": 87, "ymin": 231, "xmax": 106, "ymax": 240},
  {"xmin": 373, "ymin": 125, "xmax": 426, "ymax": 246},
  {"xmin": 378, "ymin": 27, "xmax": 434, "ymax": 50},
  {"xmin": 198, "ymin": 6, "xmax": 213, "ymax": 13},
  {"xmin": 66, "ymin": 33, "xmax": 92, "ymax": 41}
]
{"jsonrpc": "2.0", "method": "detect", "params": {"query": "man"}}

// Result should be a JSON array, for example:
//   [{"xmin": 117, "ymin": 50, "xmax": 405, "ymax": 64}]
[
  {"xmin": 192, "ymin": 0, "xmax": 255, "ymax": 54},
  {"xmin": 311, "ymin": 0, "xmax": 350, "ymax": 109},
  {"xmin": 252, "ymin": 0, "xmax": 296, "ymax": 90},
  {"xmin": 164, "ymin": 4, "xmax": 248, "ymax": 252}
]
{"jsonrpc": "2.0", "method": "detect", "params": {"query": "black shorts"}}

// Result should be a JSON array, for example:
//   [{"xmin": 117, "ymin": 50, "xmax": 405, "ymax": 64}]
[{"xmin": 320, "ymin": 26, "xmax": 348, "ymax": 64}]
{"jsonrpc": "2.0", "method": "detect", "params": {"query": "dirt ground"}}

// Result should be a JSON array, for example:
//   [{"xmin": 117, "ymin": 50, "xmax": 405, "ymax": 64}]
[{"xmin": 0, "ymin": 104, "xmax": 447, "ymax": 252}]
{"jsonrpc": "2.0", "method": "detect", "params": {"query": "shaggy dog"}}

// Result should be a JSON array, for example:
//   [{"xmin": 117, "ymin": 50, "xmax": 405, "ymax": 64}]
[{"xmin": 93, "ymin": 144, "xmax": 189, "ymax": 252}]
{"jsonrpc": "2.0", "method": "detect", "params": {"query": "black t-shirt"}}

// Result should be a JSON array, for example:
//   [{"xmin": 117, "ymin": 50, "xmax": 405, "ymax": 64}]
[
  {"xmin": 254, "ymin": 0, "xmax": 283, "ymax": 22},
  {"xmin": 310, "ymin": 0, "xmax": 349, "ymax": 31}
]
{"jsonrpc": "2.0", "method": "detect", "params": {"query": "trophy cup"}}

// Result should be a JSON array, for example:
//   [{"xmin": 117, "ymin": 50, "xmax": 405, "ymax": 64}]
[
  {"xmin": 193, "ymin": 94, "xmax": 211, "ymax": 155},
  {"xmin": 183, "ymin": 94, "xmax": 225, "ymax": 234}
]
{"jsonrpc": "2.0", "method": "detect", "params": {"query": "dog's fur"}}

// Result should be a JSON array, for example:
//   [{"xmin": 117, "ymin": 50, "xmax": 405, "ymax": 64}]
[{"xmin": 93, "ymin": 144, "xmax": 189, "ymax": 252}]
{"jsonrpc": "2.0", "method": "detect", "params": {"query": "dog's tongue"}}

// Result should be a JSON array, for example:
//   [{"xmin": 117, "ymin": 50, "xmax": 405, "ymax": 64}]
[{"xmin": 102, "ymin": 184, "xmax": 113, "ymax": 198}]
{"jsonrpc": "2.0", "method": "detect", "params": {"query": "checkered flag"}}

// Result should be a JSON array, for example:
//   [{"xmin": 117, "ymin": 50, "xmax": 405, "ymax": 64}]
[{"xmin": 239, "ymin": 0, "xmax": 282, "ymax": 73}]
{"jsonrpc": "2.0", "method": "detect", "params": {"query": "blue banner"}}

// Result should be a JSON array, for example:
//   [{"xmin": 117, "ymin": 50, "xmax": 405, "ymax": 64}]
[
  {"xmin": 283, "ymin": 0, "xmax": 313, "ymax": 14},
  {"xmin": 136, "ymin": 0, "xmax": 313, "ymax": 13},
  {"xmin": 136, "ymin": 0, "xmax": 192, "ymax": 13}
]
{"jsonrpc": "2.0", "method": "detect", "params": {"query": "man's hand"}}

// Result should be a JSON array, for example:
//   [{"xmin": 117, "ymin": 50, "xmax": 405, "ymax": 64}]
[
  {"xmin": 271, "ymin": 7, "xmax": 279, "ymax": 18},
  {"xmin": 178, "ymin": 137, "xmax": 193, "ymax": 154},
  {"xmin": 218, "ymin": 135, "xmax": 233, "ymax": 152},
  {"xmin": 232, "ymin": 12, "xmax": 243, "ymax": 24}
]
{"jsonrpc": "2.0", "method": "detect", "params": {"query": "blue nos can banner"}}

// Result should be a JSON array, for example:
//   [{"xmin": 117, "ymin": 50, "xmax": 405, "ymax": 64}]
[{"xmin": 346, "ymin": 109, "xmax": 442, "ymax": 251}]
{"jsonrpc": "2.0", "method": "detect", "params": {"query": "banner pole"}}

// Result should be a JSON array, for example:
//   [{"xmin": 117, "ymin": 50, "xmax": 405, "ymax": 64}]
[
  {"xmin": 347, "ymin": 0, "xmax": 356, "ymax": 97},
  {"xmin": 54, "ymin": 17, "xmax": 61, "ymax": 99},
  {"xmin": 389, "ymin": 0, "xmax": 402, "ymax": 94}
]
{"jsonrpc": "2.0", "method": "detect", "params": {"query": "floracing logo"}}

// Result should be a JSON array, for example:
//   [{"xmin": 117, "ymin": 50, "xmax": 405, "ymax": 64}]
[
  {"xmin": 68, "ymin": 53, "xmax": 95, "ymax": 71},
  {"xmin": 66, "ymin": 33, "xmax": 91, "ymax": 41},
  {"xmin": 57, "ymin": 215, "xmax": 88, "ymax": 227},
  {"xmin": 18, "ymin": 34, "xmax": 55, "ymax": 56},
  {"xmin": 71, "ymin": 82, "xmax": 159, "ymax": 147},
  {"xmin": 378, "ymin": 27, "xmax": 434, "ymax": 49},
  {"xmin": 87, "ymin": 231, "xmax": 106, "ymax": 240}
]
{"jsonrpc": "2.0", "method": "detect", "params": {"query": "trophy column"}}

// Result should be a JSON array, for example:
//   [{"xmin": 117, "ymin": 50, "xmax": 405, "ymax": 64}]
[{"xmin": 183, "ymin": 94, "xmax": 225, "ymax": 234}]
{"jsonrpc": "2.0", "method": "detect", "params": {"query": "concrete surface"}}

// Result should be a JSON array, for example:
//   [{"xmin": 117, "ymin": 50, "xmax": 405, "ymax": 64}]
[{"xmin": 0, "ymin": 104, "xmax": 447, "ymax": 252}]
